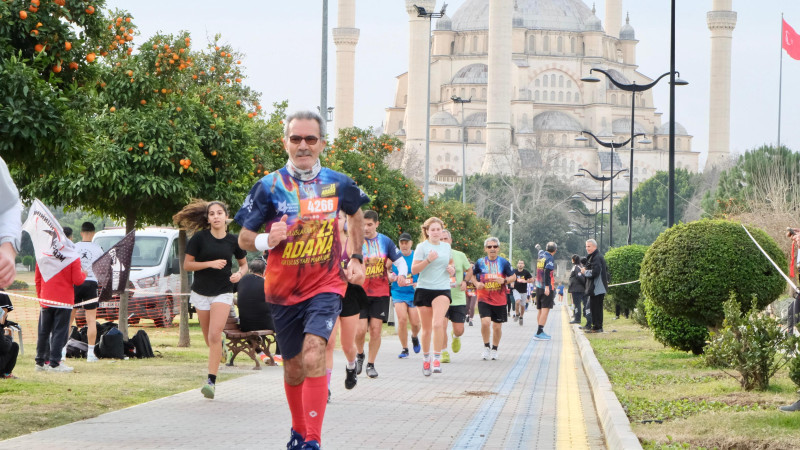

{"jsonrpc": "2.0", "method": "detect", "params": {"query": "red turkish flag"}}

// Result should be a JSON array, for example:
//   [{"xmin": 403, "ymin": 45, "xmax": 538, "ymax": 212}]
[{"xmin": 783, "ymin": 19, "xmax": 800, "ymax": 60}]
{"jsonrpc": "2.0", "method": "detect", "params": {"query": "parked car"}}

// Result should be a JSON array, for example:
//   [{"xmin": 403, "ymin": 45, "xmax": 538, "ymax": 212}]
[{"xmin": 75, "ymin": 227, "xmax": 184, "ymax": 327}]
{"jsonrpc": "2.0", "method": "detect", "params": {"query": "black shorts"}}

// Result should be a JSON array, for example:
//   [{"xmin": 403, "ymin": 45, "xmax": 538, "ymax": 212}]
[
  {"xmin": 478, "ymin": 302, "xmax": 507, "ymax": 323},
  {"xmin": 445, "ymin": 305, "xmax": 467, "ymax": 323},
  {"xmin": 413, "ymin": 288, "xmax": 451, "ymax": 308},
  {"xmin": 74, "ymin": 280, "xmax": 99, "ymax": 310},
  {"xmin": 359, "ymin": 296, "xmax": 390, "ymax": 323},
  {"xmin": 536, "ymin": 288, "xmax": 556, "ymax": 310},
  {"xmin": 341, "ymin": 284, "xmax": 367, "ymax": 318}
]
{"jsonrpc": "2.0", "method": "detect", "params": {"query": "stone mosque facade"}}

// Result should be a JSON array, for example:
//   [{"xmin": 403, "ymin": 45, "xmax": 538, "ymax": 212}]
[{"xmin": 333, "ymin": 0, "xmax": 737, "ymax": 199}]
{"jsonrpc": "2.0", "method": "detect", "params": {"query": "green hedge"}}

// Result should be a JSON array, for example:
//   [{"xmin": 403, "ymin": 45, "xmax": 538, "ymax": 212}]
[
  {"xmin": 605, "ymin": 244, "xmax": 648, "ymax": 313},
  {"xmin": 645, "ymin": 298, "xmax": 708, "ymax": 355},
  {"xmin": 640, "ymin": 219, "xmax": 786, "ymax": 327}
]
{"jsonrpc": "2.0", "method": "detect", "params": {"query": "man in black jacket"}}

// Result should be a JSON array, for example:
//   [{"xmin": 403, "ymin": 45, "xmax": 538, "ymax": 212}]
[
  {"xmin": 581, "ymin": 239, "xmax": 608, "ymax": 333},
  {"xmin": 568, "ymin": 255, "xmax": 586, "ymax": 325}
]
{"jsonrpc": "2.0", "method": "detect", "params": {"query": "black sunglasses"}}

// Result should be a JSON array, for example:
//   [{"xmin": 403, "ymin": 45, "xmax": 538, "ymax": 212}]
[
  {"xmin": 485, "ymin": 245, "xmax": 498, "ymax": 249},
  {"xmin": 288, "ymin": 135, "xmax": 319, "ymax": 145}
]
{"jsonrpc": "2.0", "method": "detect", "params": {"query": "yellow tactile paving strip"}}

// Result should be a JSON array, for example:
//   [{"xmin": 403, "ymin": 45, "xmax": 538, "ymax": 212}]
[{"xmin": 556, "ymin": 305, "xmax": 590, "ymax": 450}]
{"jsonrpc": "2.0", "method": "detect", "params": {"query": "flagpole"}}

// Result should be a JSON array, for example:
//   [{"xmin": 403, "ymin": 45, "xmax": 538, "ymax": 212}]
[{"xmin": 778, "ymin": 13, "xmax": 784, "ymax": 149}]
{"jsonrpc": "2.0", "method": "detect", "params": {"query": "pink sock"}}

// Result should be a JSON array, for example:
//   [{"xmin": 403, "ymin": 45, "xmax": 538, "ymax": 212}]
[{"xmin": 284, "ymin": 381, "xmax": 306, "ymax": 438}]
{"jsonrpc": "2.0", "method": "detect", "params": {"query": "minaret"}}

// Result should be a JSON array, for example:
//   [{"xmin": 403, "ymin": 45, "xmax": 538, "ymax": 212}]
[
  {"xmin": 332, "ymin": 0, "xmax": 359, "ymax": 137},
  {"xmin": 705, "ymin": 0, "xmax": 737, "ymax": 170},
  {"xmin": 481, "ymin": 0, "xmax": 513, "ymax": 174},
  {"xmin": 605, "ymin": 0, "xmax": 622, "ymax": 39},
  {"xmin": 403, "ymin": 0, "xmax": 435, "ymax": 172}
]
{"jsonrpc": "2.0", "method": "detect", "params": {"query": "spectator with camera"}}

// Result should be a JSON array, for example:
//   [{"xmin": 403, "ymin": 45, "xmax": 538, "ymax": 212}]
[
  {"xmin": 568, "ymin": 254, "xmax": 586, "ymax": 325},
  {"xmin": 0, "ymin": 290, "xmax": 19, "ymax": 379}
]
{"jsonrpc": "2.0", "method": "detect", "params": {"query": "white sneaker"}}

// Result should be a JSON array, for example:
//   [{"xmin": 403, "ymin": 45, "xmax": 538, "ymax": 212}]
[
  {"xmin": 87, "ymin": 354, "xmax": 99, "ymax": 363},
  {"xmin": 35, "ymin": 364, "xmax": 47, "ymax": 372},
  {"xmin": 491, "ymin": 349, "xmax": 498, "ymax": 360},
  {"xmin": 48, "ymin": 364, "xmax": 74, "ymax": 373},
  {"xmin": 481, "ymin": 347, "xmax": 490, "ymax": 360}
]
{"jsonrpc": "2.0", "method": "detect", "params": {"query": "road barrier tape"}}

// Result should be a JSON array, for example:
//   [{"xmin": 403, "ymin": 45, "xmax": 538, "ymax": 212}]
[
  {"xmin": 3, "ymin": 289, "xmax": 192, "ymax": 309},
  {"xmin": 741, "ymin": 223, "xmax": 800, "ymax": 294},
  {"xmin": 608, "ymin": 279, "xmax": 640, "ymax": 287}
]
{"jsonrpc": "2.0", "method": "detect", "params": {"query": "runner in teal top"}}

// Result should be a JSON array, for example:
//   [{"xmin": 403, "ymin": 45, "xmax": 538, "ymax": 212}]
[{"xmin": 390, "ymin": 233, "xmax": 421, "ymax": 358}]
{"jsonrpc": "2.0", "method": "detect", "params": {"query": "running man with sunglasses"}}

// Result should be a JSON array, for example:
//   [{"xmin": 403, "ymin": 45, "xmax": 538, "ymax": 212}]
[
  {"xmin": 469, "ymin": 237, "xmax": 515, "ymax": 360},
  {"xmin": 236, "ymin": 110, "xmax": 369, "ymax": 450}
]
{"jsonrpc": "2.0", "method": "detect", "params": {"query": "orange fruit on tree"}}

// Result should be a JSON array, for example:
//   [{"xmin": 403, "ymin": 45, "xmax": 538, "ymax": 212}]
[
  {"xmin": 52, "ymin": 64, "xmax": 62, "ymax": 73},
  {"xmin": 19, "ymin": 10, "xmax": 27, "ymax": 20},
  {"xmin": 215, "ymin": 46, "xmax": 220, "ymax": 51},
  {"xmin": 65, "ymin": 41, "xmax": 72, "ymax": 51},
  {"xmin": 86, "ymin": 53, "xmax": 96, "ymax": 62},
  {"xmin": 192, "ymin": 74, "xmax": 198, "ymax": 79},
  {"xmin": 125, "ymin": 17, "xmax": 131, "ymax": 23},
  {"xmin": 68, "ymin": 61, "xmax": 79, "ymax": 70},
  {"xmin": 85, "ymin": 5, "xmax": 94, "ymax": 14},
  {"xmin": 28, "ymin": 6, "xmax": 37, "ymax": 12},
  {"xmin": 127, "ymin": 70, "xmax": 133, "ymax": 76},
  {"xmin": 110, "ymin": 106, "xmax": 116, "ymax": 112},
  {"xmin": 211, "ymin": 150, "xmax": 217, "ymax": 156},
  {"xmin": 140, "ymin": 99, "xmax": 147, "ymax": 105},
  {"xmin": 138, "ymin": 142, "xmax": 144, "ymax": 148},
  {"xmin": 34, "ymin": 44, "xmax": 44, "ymax": 52},
  {"xmin": 176, "ymin": 107, "xmax": 181, "ymax": 112}
]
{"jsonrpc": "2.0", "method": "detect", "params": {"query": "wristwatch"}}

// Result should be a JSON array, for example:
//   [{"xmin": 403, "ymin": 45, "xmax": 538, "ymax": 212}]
[{"xmin": 350, "ymin": 253, "xmax": 364, "ymax": 264}]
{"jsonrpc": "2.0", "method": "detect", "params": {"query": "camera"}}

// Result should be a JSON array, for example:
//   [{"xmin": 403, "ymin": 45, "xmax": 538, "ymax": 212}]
[{"xmin": 580, "ymin": 257, "xmax": 588, "ymax": 266}]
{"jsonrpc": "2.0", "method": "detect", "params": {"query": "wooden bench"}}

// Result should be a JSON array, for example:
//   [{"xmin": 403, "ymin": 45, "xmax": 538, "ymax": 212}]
[{"xmin": 223, "ymin": 317, "xmax": 276, "ymax": 370}]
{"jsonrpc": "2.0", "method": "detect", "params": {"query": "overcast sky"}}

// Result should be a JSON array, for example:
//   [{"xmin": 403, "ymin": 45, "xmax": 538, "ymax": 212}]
[{"xmin": 107, "ymin": 0, "xmax": 800, "ymax": 168}]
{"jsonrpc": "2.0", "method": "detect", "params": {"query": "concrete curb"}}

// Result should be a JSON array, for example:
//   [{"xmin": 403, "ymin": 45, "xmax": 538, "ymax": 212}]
[{"xmin": 572, "ymin": 325, "xmax": 643, "ymax": 450}]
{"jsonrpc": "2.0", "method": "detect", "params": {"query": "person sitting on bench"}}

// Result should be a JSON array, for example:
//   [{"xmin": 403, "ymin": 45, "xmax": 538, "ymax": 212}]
[{"xmin": 236, "ymin": 257, "xmax": 279, "ymax": 361}]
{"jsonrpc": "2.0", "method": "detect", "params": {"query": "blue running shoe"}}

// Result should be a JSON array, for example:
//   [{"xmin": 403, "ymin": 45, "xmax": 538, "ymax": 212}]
[
  {"xmin": 541, "ymin": 332, "xmax": 552, "ymax": 340},
  {"xmin": 398, "ymin": 348, "xmax": 409, "ymax": 359},
  {"xmin": 287, "ymin": 429, "xmax": 304, "ymax": 450},
  {"xmin": 534, "ymin": 332, "xmax": 551, "ymax": 341},
  {"xmin": 411, "ymin": 335, "xmax": 421, "ymax": 354},
  {"xmin": 302, "ymin": 441, "xmax": 320, "ymax": 450}
]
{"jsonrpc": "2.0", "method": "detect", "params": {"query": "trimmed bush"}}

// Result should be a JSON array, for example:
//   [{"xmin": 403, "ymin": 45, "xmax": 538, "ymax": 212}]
[
  {"xmin": 645, "ymin": 298, "xmax": 708, "ymax": 355},
  {"xmin": 605, "ymin": 244, "xmax": 648, "ymax": 314},
  {"xmin": 632, "ymin": 296, "xmax": 648, "ymax": 328},
  {"xmin": 21, "ymin": 255, "xmax": 34, "ymax": 271},
  {"xmin": 8, "ymin": 280, "xmax": 28, "ymax": 290},
  {"xmin": 640, "ymin": 219, "xmax": 786, "ymax": 328},
  {"xmin": 705, "ymin": 294, "xmax": 798, "ymax": 391},
  {"xmin": 789, "ymin": 354, "xmax": 800, "ymax": 389}
]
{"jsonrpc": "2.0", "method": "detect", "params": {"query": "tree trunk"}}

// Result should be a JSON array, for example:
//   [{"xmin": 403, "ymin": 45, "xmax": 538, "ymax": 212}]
[
  {"xmin": 177, "ymin": 229, "xmax": 191, "ymax": 347},
  {"xmin": 118, "ymin": 209, "xmax": 136, "ymax": 341}
]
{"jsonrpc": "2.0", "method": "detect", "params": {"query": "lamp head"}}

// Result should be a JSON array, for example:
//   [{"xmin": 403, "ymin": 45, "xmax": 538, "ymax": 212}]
[
  {"xmin": 573, "ymin": 173, "xmax": 585, "ymax": 177},
  {"xmin": 451, "ymin": 95, "xmax": 459, "ymax": 101},
  {"xmin": 414, "ymin": 5, "xmax": 427, "ymax": 16},
  {"xmin": 638, "ymin": 136, "xmax": 652, "ymax": 145},
  {"xmin": 581, "ymin": 75, "xmax": 601, "ymax": 83},
  {"xmin": 574, "ymin": 135, "xmax": 588, "ymax": 142},
  {"xmin": 673, "ymin": 77, "xmax": 689, "ymax": 86}
]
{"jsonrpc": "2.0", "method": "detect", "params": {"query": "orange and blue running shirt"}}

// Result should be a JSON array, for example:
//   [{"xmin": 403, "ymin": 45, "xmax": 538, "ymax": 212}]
[
  {"xmin": 472, "ymin": 256, "xmax": 514, "ymax": 306},
  {"xmin": 235, "ymin": 167, "xmax": 369, "ymax": 306},
  {"xmin": 362, "ymin": 233, "xmax": 405, "ymax": 298}
]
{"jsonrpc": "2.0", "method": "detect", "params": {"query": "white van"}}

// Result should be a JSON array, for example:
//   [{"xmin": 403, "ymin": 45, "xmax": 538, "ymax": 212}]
[{"xmin": 82, "ymin": 227, "xmax": 183, "ymax": 327}]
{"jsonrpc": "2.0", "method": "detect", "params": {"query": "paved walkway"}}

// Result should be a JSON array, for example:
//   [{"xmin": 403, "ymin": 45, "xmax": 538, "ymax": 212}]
[{"xmin": 1, "ymin": 305, "xmax": 605, "ymax": 449}]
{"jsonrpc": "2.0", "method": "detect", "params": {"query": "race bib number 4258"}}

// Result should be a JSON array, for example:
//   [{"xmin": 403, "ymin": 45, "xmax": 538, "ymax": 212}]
[{"xmin": 300, "ymin": 198, "xmax": 338, "ymax": 216}]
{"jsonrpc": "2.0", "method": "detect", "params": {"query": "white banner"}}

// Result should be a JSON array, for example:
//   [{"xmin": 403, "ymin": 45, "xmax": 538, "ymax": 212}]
[{"xmin": 21, "ymin": 199, "xmax": 79, "ymax": 282}]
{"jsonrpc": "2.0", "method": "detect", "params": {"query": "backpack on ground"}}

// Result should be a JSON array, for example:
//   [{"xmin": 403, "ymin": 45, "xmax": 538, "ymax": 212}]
[
  {"xmin": 66, "ymin": 338, "xmax": 88, "ymax": 358},
  {"xmin": 130, "ymin": 329, "xmax": 155, "ymax": 358},
  {"xmin": 96, "ymin": 327, "xmax": 124, "ymax": 359}
]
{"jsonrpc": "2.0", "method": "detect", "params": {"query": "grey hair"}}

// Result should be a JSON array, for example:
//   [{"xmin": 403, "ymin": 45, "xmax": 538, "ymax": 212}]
[
  {"xmin": 586, "ymin": 239, "xmax": 598, "ymax": 247},
  {"xmin": 249, "ymin": 258, "xmax": 266, "ymax": 275},
  {"xmin": 441, "ymin": 229, "xmax": 451, "ymax": 239},
  {"xmin": 284, "ymin": 110, "xmax": 325, "ymax": 138},
  {"xmin": 484, "ymin": 236, "xmax": 500, "ymax": 247},
  {"xmin": 546, "ymin": 241, "xmax": 557, "ymax": 253}
]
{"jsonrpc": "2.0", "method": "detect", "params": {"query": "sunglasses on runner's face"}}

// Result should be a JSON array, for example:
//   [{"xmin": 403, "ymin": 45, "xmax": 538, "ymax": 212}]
[
  {"xmin": 486, "ymin": 245, "xmax": 498, "ymax": 249},
  {"xmin": 288, "ymin": 135, "xmax": 319, "ymax": 145}
]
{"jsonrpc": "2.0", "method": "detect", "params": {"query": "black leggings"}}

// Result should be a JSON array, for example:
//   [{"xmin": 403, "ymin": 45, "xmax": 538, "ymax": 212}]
[
  {"xmin": 506, "ymin": 292, "xmax": 514, "ymax": 313},
  {"xmin": 589, "ymin": 294, "xmax": 605, "ymax": 331},
  {"xmin": 0, "ymin": 341, "xmax": 19, "ymax": 375}
]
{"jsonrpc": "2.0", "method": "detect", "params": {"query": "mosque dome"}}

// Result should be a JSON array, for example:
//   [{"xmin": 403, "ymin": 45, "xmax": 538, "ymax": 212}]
[
  {"xmin": 657, "ymin": 122, "xmax": 689, "ymax": 135},
  {"xmin": 532, "ymin": 111, "xmax": 582, "ymax": 131},
  {"xmin": 451, "ymin": 0, "xmax": 594, "ymax": 32},
  {"xmin": 435, "ymin": 13, "xmax": 452, "ymax": 31},
  {"xmin": 619, "ymin": 13, "xmax": 635, "ymax": 40},
  {"xmin": 430, "ymin": 111, "xmax": 459, "ymax": 126},
  {"xmin": 612, "ymin": 118, "xmax": 647, "ymax": 135},
  {"xmin": 463, "ymin": 112, "xmax": 487, "ymax": 127},
  {"xmin": 451, "ymin": 63, "xmax": 488, "ymax": 84},
  {"xmin": 584, "ymin": 4, "xmax": 603, "ymax": 32}
]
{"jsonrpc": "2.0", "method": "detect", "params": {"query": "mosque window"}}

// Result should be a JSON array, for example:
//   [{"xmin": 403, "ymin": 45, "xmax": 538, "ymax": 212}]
[
  {"xmin": 543, "ymin": 77, "xmax": 548, "ymax": 88},
  {"xmin": 566, "ymin": 92, "xmax": 572, "ymax": 102},
  {"xmin": 534, "ymin": 90, "xmax": 540, "ymax": 101},
  {"xmin": 547, "ymin": 134, "xmax": 554, "ymax": 144},
  {"xmin": 610, "ymin": 93, "xmax": 616, "ymax": 104},
  {"xmin": 476, "ymin": 130, "xmax": 482, "ymax": 142},
  {"xmin": 445, "ymin": 129, "xmax": 451, "ymax": 140},
  {"xmin": 642, "ymin": 168, "xmax": 648, "ymax": 174},
  {"xmin": 567, "ymin": 79, "xmax": 572, "ymax": 88},
  {"xmin": 557, "ymin": 36, "xmax": 563, "ymax": 53},
  {"xmin": 677, "ymin": 138, "xmax": 682, "ymax": 149},
  {"xmin": 543, "ymin": 35, "xmax": 549, "ymax": 52},
  {"xmin": 558, "ymin": 91, "xmax": 563, "ymax": 102},
  {"xmin": 437, "ymin": 155, "xmax": 442, "ymax": 162},
  {"xmin": 641, "ymin": 97, "xmax": 646, "ymax": 107},
  {"xmin": 550, "ymin": 74, "xmax": 556, "ymax": 86},
  {"xmin": 548, "ymin": 91, "xmax": 553, "ymax": 101},
  {"xmin": 481, "ymin": 88, "xmax": 486, "ymax": 98},
  {"xmin": 445, "ymin": 153, "xmax": 451, "ymax": 162},
  {"xmin": 534, "ymin": 79, "xmax": 540, "ymax": 87},
  {"xmin": 399, "ymin": 120, "xmax": 403, "ymax": 130},
  {"xmin": 559, "ymin": 75, "xmax": 564, "ymax": 87},
  {"xmin": 574, "ymin": 93, "xmax": 580, "ymax": 103},
  {"xmin": 472, "ymin": 36, "xmax": 478, "ymax": 53},
  {"xmin": 528, "ymin": 35, "xmax": 535, "ymax": 53},
  {"xmin": 570, "ymin": 37, "xmax": 575, "ymax": 53},
  {"xmin": 662, "ymin": 139, "xmax": 667, "ymax": 149},
  {"xmin": 450, "ymin": 41, "xmax": 454, "ymax": 55},
  {"xmin": 460, "ymin": 87, "xmax": 465, "ymax": 97},
  {"xmin": 431, "ymin": 129, "xmax": 437, "ymax": 139},
  {"xmin": 634, "ymin": 167, "xmax": 639, "ymax": 174},
  {"xmin": 561, "ymin": 134, "xmax": 567, "ymax": 146},
  {"xmin": 522, "ymin": 113, "xmax": 528, "ymax": 128}
]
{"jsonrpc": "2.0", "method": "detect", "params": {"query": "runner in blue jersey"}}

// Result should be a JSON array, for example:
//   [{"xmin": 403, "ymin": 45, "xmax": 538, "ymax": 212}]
[{"xmin": 390, "ymin": 232, "xmax": 420, "ymax": 358}]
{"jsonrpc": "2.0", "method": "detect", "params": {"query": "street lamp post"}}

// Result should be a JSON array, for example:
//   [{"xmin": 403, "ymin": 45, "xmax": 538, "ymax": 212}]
[
  {"xmin": 574, "ymin": 131, "xmax": 636, "ymax": 248},
  {"xmin": 451, "ymin": 95, "xmax": 472, "ymax": 204},
  {"xmin": 582, "ymin": 68, "xmax": 687, "ymax": 237},
  {"xmin": 572, "ymin": 192, "xmax": 614, "ymax": 253},
  {"xmin": 414, "ymin": 4, "xmax": 447, "ymax": 203},
  {"xmin": 569, "ymin": 209, "xmax": 599, "ymax": 240}
]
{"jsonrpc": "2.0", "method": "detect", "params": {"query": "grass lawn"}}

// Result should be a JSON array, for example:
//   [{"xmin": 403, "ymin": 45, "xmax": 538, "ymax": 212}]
[{"xmin": 588, "ymin": 317, "xmax": 800, "ymax": 449}]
